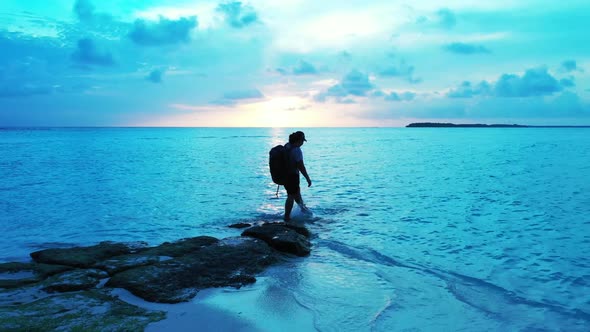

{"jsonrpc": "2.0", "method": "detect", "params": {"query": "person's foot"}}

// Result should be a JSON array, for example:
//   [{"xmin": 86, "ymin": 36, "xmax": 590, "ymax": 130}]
[{"xmin": 283, "ymin": 216, "xmax": 291, "ymax": 223}]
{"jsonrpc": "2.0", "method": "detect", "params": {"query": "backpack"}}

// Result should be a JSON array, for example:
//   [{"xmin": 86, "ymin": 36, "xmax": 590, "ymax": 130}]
[{"xmin": 269, "ymin": 144, "xmax": 290, "ymax": 185}]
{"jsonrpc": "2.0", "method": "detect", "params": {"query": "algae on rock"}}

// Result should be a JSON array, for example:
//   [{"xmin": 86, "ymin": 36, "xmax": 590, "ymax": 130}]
[{"xmin": 0, "ymin": 290, "xmax": 165, "ymax": 331}]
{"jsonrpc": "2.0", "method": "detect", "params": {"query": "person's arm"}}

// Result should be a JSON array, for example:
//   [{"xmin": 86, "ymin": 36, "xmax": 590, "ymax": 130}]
[{"xmin": 297, "ymin": 160, "xmax": 312, "ymax": 187}]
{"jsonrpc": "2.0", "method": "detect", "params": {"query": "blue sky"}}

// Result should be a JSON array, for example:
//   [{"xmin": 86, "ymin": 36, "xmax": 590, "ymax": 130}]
[{"xmin": 1, "ymin": 0, "xmax": 589, "ymax": 126}]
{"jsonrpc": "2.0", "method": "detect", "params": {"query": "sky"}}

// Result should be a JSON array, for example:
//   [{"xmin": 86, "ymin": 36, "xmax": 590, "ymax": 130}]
[{"xmin": 1, "ymin": 0, "xmax": 589, "ymax": 127}]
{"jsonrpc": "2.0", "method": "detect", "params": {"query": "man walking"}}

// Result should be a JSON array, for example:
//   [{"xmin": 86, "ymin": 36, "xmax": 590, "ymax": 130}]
[{"xmin": 283, "ymin": 131, "xmax": 312, "ymax": 222}]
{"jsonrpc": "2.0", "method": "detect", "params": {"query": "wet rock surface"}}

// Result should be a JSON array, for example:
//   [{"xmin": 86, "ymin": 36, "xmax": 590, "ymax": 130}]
[
  {"xmin": 1, "ymin": 222, "xmax": 311, "ymax": 330},
  {"xmin": 42, "ymin": 268, "xmax": 109, "ymax": 293},
  {"xmin": 228, "ymin": 222, "xmax": 252, "ymax": 229},
  {"xmin": 138, "ymin": 236, "xmax": 219, "ymax": 257},
  {"xmin": 242, "ymin": 223, "xmax": 312, "ymax": 256},
  {"xmin": 30, "ymin": 242, "xmax": 133, "ymax": 268},
  {"xmin": 94, "ymin": 236, "xmax": 219, "ymax": 276},
  {"xmin": 0, "ymin": 290, "xmax": 165, "ymax": 331},
  {"xmin": 0, "ymin": 262, "xmax": 74, "ymax": 288},
  {"xmin": 93, "ymin": 254, "xmax": 167, "ymax": 276},
  {"xmin": 106, "ymin": 237, "xmax": 279, "ymax": 303}
]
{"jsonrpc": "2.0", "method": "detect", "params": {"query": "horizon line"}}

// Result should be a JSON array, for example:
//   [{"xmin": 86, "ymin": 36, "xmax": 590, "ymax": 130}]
[{"xmin": 2, "ymin": 122, "xmax": 590, "ymax": 129}]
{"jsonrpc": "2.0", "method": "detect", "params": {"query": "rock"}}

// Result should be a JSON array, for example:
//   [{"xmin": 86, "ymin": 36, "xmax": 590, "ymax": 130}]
[
  {"xmin": 94, "ymin": 254, "xmax": 167, "ymax": 276},
  {"xmin": 282, "ymin": 223, "xmax": 312, "ymax": 238},
  {"xmin": 106, "ymin": 237, "xmax": 278, "ymax": 303},
  {"xmin": 0, "ymin": 290, "xmax": 165, "ymax": 331},
  {"xmin": 30, "ymin": 242, "xmax": 133, "ymax": 268},
  {"xmin": 228, "ymin": 223, "xmax": 252, "ymax": 229},
  {"xmin": 0, "ymin": 283, "xmax": 52, "ymax": 306},
  {"xmin": 140, "ymin": 236, "xmax": 219, "ymax": 257},
  {"xmin": 92, "ymin": 236, "xmax": 218, "ymax": 276},
  {"xmin": 1, "ymin": 225, "xmax": 314, "ymax": 329},
  {"xmin": 1, "ymin": 269, "xmax": 109, "ymax": 306},
  {"xmin": 41, "ymin": 269, "xmax": 108, "ymax": 293},
  {"xmin": 242, "ymin": 223, "xmax": 311, "ymax": 257},
  {"xmin": 0, "ymin": 262, "xmax": 73, "ymax": 288}
]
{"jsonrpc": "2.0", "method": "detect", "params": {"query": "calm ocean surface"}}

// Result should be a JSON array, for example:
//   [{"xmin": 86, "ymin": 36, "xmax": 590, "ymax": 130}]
[{"xmin": 1, "ymin": 127, "xmax": 589, "ymax": 331}]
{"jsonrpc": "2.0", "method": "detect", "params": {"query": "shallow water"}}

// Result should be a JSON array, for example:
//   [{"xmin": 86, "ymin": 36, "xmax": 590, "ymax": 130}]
[{"xmin": 1, "ymin": 127, "xmax": 589, "ymax": 331}]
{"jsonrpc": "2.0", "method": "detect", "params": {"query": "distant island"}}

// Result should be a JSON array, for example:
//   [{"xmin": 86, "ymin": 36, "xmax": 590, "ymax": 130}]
[{"xmin": 406, "ymin": 122, "xmax": 590, "ymax": 128}]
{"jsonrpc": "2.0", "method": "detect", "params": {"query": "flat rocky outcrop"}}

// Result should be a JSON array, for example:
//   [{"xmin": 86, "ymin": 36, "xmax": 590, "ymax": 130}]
[
  {"xmin": 138, "ymin": 236, "xmax": 219, "ymax": 257},
  {"xmin": 242, "ymin": 223, "xmax": 311, "ymax": 256},
  {"xmin": 42, "ymin": 268, "xmax": 109, "ymax": 293},
  {"xmin": 1, "ymin": 221, "xmax": 312, "ymax": 329},
  {"xmin": 0, "ymin": 290, "xmax": 165, "ymax": 331},
  {"xmin": 95, "ymin": 236, "xmax": 219, "ymax": 276},
  {"xmin": 105, "ymin": 237, "xmax": 278, "ymax": 303},
  {"xmin": 0, "ymin": 262, "xmax": 74, "ymax": 288},
  {"xmin": 30, "ymin": 242, "xmax": 133, "ymax": 268}
]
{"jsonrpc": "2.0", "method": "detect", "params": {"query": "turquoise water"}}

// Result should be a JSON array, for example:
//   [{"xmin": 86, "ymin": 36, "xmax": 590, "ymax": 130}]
[{"xmin": 1, "ymin": 127, "xmax": 589, "ymax": 331}]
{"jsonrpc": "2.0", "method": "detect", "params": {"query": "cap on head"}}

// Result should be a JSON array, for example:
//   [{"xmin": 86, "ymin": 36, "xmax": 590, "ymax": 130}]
[
  {"xmin": 295, "ymin": 131, "xmax": 307, "ymax": 142},
  {"xmin": 289, "ymin": 131, "xmax": 307, "ymax": 143}
]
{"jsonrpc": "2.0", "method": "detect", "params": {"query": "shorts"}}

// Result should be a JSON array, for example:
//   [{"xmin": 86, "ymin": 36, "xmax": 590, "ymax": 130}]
[{"xmin": 283, "ymin": 174, "xmax": 300, "ymax": 196}]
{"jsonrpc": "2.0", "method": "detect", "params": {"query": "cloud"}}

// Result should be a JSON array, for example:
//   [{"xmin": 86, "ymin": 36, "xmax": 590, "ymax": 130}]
[
  {"xmin": 4, "ymin": 1, "xmax": 590, "ymax": 127},
  {"xmin": 322, "ymin": 84, "xmax": 348, "ymax": 98},
  {"xmin": 315, "ymin": 70, "xmax": 374, "ymax": 102},
  {"xmin": 561, "ymin": 60, "xmax": 583, "ymax": 73},
  {"xmin": 467, "ymin": 91, "xmax": 590, "ymax": 119},
  {"xmin": 437, "ymin": 8, "xmax": 457, "ymax": 29},
  {"xmin": 0, "ymin": 32, "xmax": 69, "ymax": 100},
  {"xmin": 223, "ymin": 89, "xmax": 264, "ymax": 100},
  {"xmin": 447, "ymin": 81, "xmax": 492, "ymax": 98},
  {"xmin": 217, "ymin": 2, "xmax": 259, "ymax": 29},
  {"xmin": 447, "ymin": 67, "xmax": 572, "ymax": 99},
  {"xmin": 385, "ymin": 91, "xmax": 417, "ymax": 102},
  {"xmin": 73, "ymin": 0, "xmax": 112, "ymax": 23},
  {"xmin": 339, "ymin": 98, "xmax": 356, "ymax": 104},
  {"xmin": 443, "ymin": 42, "xmax": 491, "ymax": 54},
  {"xmin": 436, "ymin": 8, "xmax": 457, "ymax": 29},
  {"xmin": 335, "ymin": 70, "xmax": 374, "ymax": 96},
  {"xmin": 275, "ymin": 67, "xmax": 288, "ymax": 75},
  {"xmin": 560, "ymin": 78, "xmax": 575, "ymax": 87},
  {"xmin": 358, "ymin": 88, "xmax": 590, "ymax": 124},
  {"xmin": 378, "ymin": 59, "xmax": 421, "ymax": 83},
  {"xmin": 146, "ymin": 69, "xmax": 165, "ymax": 83},
  {"xmin": 129, "ymin": 16, "xmax": 197, "ymax": 46},
  {"xmin": 277, "ymin": 60, "xmax": 318, "ymax": 75},
  {"xmin": 495, "ymin": 67, "xmax": 564, "ymax": 98},
  {"xmin": 293, "ymin": 60, "xmax": 318, "ymax": 75},
  {"xmin": 372, "ymin": 90, "xmax": 386, "ymax": 97},
  {"xmin": 71, "ymin": 38, "xmax": 115, "ymax": 66},
  {"xmin": 286, "ymin": 105, "xmax": 311, "ymax": 111},
  {"xmin": 415, "ymin": 8, "xmax": 457, "ymax": 31},
  {"xmin": 211, "ymin": 88, "xmax": 264, "ymax": 105},
  {"xmin": 550, "ymin": 91, "xmax": 586, "ymax": 115}
]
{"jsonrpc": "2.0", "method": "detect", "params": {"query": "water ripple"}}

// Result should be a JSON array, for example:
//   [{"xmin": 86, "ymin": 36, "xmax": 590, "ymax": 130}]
[{"xmin": 320, "ymin": 239, "xmax": 590, "ymax": 330}]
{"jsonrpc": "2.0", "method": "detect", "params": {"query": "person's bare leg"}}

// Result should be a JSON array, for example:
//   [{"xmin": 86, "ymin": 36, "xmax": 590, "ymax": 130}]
[
  {"xmin": 294, "ymin": 193, "xmax": 310, "ymax": 213},
  {"xmin": 284, "ymin": 195, "xmax": 295, "ymax": 221}
]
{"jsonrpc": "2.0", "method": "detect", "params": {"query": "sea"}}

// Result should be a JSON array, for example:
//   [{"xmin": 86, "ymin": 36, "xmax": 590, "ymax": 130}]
[{"xmin": 1, "ymin": 127, "xmax": 589, "ymax": 331}]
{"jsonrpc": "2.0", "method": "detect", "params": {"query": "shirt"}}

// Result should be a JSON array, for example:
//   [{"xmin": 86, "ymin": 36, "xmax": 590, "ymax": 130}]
[{"xmin": 284, "ymin": 143, "xmax": 303, "ymax": 175}]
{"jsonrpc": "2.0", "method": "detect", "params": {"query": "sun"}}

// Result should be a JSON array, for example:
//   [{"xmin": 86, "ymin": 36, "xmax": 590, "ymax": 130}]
[{"xmin": 235, "ymin": 96, "xmax": 319, "ymax": 127}]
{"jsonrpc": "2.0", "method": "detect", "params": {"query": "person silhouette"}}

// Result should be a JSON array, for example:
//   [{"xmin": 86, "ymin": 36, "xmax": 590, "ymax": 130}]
[{"xmin": 283, "ymin": 131, "xmax": 312, "ymax": 222}]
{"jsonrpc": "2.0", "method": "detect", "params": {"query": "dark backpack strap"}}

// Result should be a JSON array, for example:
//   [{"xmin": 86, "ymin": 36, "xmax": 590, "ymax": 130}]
[{"xmin": 284, "ymin": 143, "xmax": 291, "ymax": 170}]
